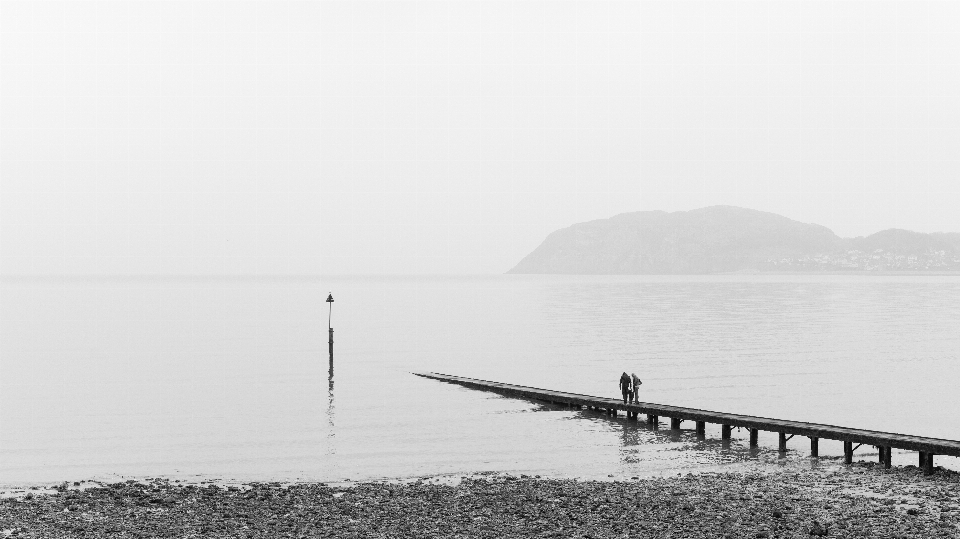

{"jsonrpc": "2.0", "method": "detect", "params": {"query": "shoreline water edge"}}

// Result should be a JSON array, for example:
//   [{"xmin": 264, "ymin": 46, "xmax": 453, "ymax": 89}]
[{"xmin": 2, "ymin": 461, "xmax": 959, "ymax": 538}]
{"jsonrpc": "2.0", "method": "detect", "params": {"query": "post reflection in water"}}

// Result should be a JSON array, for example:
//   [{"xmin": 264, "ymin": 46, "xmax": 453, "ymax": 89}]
[{"xmin": 326, "ymin": 358, "xmax": 336, "ymax": 454}]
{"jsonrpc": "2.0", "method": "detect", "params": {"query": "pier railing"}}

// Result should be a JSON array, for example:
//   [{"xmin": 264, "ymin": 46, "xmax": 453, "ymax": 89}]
[{"xmin": 414, "ymin": 372, "xmax": 959, "ymax": 475}]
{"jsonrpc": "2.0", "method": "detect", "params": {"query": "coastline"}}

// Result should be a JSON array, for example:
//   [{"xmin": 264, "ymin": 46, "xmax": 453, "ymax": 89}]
[
  {"xmin": 3, "ymin": 462, "xmax": 959, "ymax": 538},
  {"xmin": 716, "ymin": 270, "xmax": 960, "ymax": 276},
  {"xmin": 760, "ymin": 271, "xmax": 960, "ymax": 276}
]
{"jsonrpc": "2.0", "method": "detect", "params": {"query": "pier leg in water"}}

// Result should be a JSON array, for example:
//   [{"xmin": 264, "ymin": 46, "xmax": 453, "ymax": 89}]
[
  {"xmin": 721, "ymin": 425, "xmax": 732, "ymax": 445},
  {"xmin": 778, "ymin": 432, "xmax": 787, "ymax": 455},
  {"xmin": 844, "ymin": 441, "xmax": 853, "ymax": 464},
  {"xmin": 696, "ymin": 421, "xmax": 705, "ymax": 439},
  {"xmin": 883, "ymin": 447, "xmax": 892, "ymax": 469},
  {"xmin": 652, "ymin": 415, "xmax": 659, "ymax": 430},
  {"xmin": 749, "ymin": 429, "xmax": 759, "ymax": 448},
  {"xmin": 924, "ymin": 453, "xmax": 935, "ymax": 475},
  {"xmin": 810, "ymin": 437, "xmax": 819, "ymax": 457},
  {"xmin": 877, "ymin": 446, "xmax": 885, "ymax": 464},
  {"xmin": 670, "ymin": 418, "xmax": 682, "ymax": 430}
]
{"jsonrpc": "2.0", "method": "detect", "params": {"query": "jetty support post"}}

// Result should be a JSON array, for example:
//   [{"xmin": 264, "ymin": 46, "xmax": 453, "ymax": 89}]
[
  {"xmin": 749, "ymin": 429, "xmax": 758, "ymax": 448},
  {"xmin": 721, "ymin": 424, "xmax": 732, "ymax": 442},
  {"xmin": 670, "ymin": 417, "xmax": 682, "ymax": 430},
  {"xmin": 882, "ymin": 446, "xmax": 891, "ymax": 469},
  {"xmin": 778, "ymin": 432, "xmax": 788, "ymax": 455},
  {"xmin": 923, "ymin": 453, "xmax": 935, "ymax": 475},
  {"xmin": 810, "ymin": 437, "xmax": 819, "ymax": 457},
  {"xmin": 844, "ymin": 441, "xmax": 853, "ymax": 464},
  {"xmin": 877, "ymin": 446, "xmax": 885, "ymax": 464},
  {"xmin": 695, "ymin": 421, "xmax": 705, "ymax": 439}
]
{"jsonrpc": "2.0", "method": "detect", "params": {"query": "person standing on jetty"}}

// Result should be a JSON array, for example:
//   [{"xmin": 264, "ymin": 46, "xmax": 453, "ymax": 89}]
[
  {"xmin": 619, "ymin": 372, "xmax": 631, "ymax": 404},
  {"xmin": 631, "ymin": 373, "xmax": 642, "ymax": 403}
]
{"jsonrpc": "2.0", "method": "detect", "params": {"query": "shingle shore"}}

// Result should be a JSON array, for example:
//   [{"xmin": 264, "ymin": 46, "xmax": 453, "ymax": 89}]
[{"xmin": 2, "ymin": 462, "xmax": 959, "ymax": 538}]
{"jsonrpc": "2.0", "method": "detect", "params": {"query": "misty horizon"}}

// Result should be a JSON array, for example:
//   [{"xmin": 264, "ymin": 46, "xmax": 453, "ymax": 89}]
[
  {"xmin": 3, "ymin": 1, "xmax": 960, "ymax": 276},
  {"xmin": 3, "ymin": 203, "xmax": 960, "ymax": 276}
]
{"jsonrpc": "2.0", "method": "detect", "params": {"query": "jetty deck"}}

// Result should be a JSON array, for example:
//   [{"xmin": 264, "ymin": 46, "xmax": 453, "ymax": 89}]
[{"xmin": 414, "ymin": 372, "xmax": 960, "ymax": 474}]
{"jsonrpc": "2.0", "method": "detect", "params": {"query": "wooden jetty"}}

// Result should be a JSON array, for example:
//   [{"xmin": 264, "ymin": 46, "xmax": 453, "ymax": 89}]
[{"xmin": 414, "ymin": 372, "xmax": 960, "ymax": 475}]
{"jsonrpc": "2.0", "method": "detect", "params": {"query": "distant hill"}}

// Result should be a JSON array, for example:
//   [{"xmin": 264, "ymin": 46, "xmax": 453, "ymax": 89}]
[{"xmin": 508, "ymin": 206, "xmax": 960, "ymax": 274}]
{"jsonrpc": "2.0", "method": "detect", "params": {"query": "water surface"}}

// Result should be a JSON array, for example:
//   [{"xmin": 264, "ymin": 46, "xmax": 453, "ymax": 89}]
[{"xmin": 1, "ymin": 274, "xmax": 958, "ymax": 484}]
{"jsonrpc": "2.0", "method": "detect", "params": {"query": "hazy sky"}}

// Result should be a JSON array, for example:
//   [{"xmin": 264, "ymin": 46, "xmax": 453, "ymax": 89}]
[{"xmin": 2, "ymin": 1, "xmax": 960, "ymax": 275}]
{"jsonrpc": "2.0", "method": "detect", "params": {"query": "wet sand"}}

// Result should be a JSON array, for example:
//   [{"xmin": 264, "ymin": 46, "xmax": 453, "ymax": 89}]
[{"xmin": 2, "ymin": 461, "xmax": 959, "ymax": 538}]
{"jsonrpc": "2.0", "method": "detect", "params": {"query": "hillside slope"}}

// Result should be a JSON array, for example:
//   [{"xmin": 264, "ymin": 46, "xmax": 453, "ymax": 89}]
[{"xmin": 508, "ymin": 207, "xmax": 959, "ymax": 274}]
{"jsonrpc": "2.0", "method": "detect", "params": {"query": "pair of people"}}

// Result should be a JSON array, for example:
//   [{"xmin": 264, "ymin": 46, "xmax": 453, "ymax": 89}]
[{"xmin": 619, "ymin": 372, "xmax": 642, "ymax": 404}]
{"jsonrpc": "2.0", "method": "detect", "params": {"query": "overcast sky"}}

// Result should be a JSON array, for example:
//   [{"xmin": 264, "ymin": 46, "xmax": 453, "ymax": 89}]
[{"xmin": 2, "ymin": 1, "xmax": 959, "ymax": 275}]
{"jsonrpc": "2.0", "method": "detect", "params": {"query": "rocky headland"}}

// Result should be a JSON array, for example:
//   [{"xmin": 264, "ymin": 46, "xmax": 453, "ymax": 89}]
[{"xmin": 508, "ymin": 206, "xmax": 960, "ymax": 274}]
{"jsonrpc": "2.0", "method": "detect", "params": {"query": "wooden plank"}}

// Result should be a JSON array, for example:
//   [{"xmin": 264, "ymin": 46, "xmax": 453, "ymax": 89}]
[{"xmin": 415, "ymin": 372, "xmax": 960, "ymax": 458}]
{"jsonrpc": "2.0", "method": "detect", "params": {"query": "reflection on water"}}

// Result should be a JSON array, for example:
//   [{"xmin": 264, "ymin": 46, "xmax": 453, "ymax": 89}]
[
  {"xmin": 617, "ymin": 419, "xmax": 646, "ymax": 465},
  {"xmin": 326, "ymin": 357, "xmax": 335, "ymax": 451}
]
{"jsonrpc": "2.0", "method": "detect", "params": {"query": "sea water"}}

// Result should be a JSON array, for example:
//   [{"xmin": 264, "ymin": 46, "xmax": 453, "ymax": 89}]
[{"xmin": 1, "ymin": 274, "xmax": 958, "ymax": 485}]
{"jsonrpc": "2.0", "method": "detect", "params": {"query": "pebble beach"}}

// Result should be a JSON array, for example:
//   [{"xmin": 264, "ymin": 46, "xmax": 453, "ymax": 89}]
[{"xmin": 2, "ymin": 460, "xmax": 959, "ymax": 538}]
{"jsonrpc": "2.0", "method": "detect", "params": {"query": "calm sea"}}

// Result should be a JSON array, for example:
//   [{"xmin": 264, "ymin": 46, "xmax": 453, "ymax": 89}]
[{"xmin": 1, "ymin": 274, "xmax": 959, "ymax": 485}]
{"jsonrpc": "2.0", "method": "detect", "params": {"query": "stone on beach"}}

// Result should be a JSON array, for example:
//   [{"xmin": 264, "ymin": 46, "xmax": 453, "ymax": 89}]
[{"xmin": 1, "ymin": 466, "xmax": 959, "ymax": 538}]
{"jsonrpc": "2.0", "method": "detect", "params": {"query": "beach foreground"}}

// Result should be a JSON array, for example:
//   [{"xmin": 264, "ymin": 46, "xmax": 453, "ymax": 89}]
[{"xmin": 2, "ymin": 462, "xmax": 959, "ymax": 538}]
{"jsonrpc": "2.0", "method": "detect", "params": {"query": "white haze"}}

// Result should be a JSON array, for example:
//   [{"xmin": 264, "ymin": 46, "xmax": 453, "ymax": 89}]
[{"xmin": 2, "ymin": 1, "xmax": 959, "ymax": 275}]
